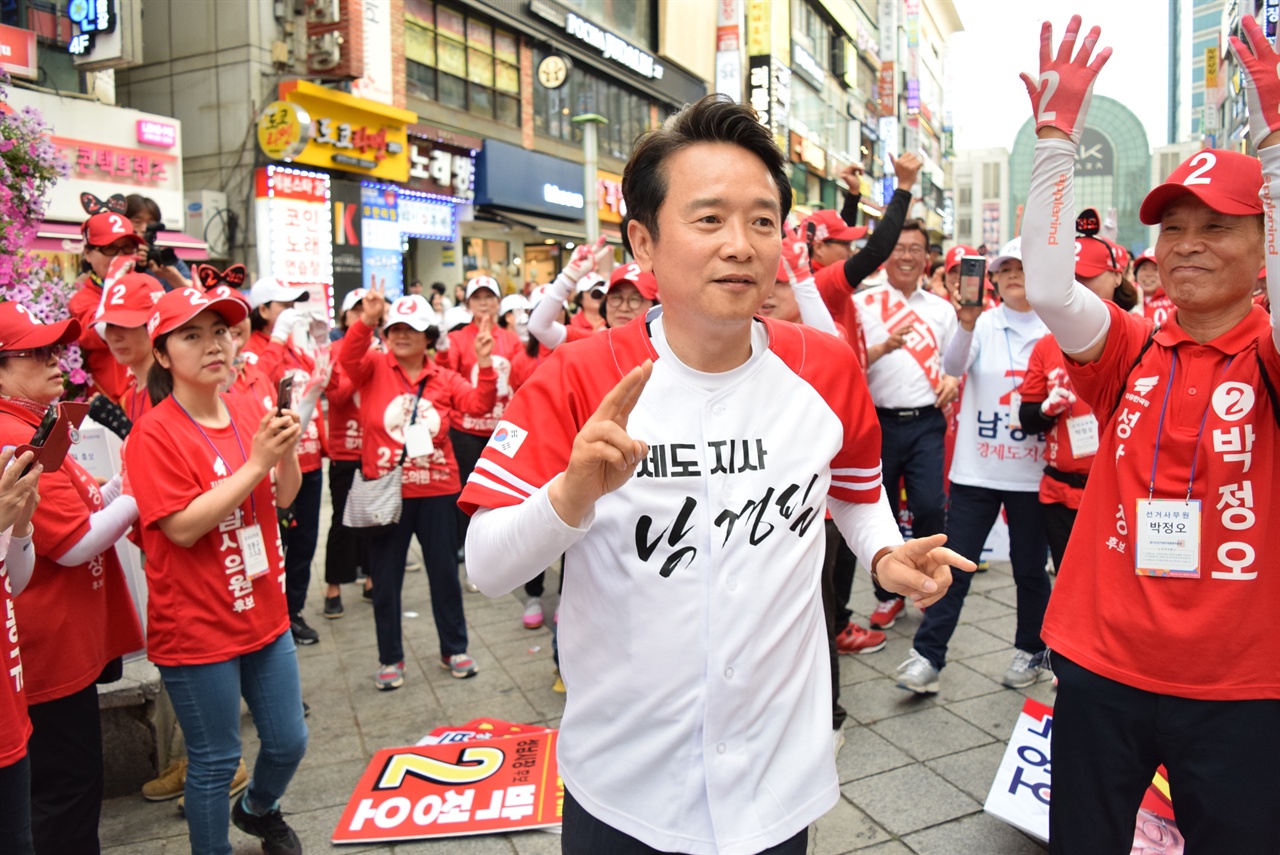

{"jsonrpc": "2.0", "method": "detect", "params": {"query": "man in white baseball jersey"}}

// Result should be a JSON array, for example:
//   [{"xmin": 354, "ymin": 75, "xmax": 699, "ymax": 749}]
[{"xmin": 460, "ymin": 95, "xmax": 968, "ymax": 855}]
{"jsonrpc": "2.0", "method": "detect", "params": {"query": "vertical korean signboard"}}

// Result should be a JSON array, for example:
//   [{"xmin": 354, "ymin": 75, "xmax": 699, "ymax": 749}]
[
  {"xmin": 715, "ymin": 0, "xmax": 742, "ymax": 101},
  {"xmin": 254, "ymin": 166, "xmax": 334, "ymax": 319},
  {"xmin": 361, "ymin": 183, "xmax": 404, "ymax": 298},
  {"xmin": 331, "ymin": 180, "xmax": 364, "ymax": 312}
]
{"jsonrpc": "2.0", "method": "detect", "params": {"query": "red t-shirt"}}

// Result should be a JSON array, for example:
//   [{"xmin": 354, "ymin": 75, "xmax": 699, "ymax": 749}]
[
  {"xmin": 1021, "ymin": 334, "xmax": 1094, "ymax": 509},
  {"xmin": 1143, "ymin": 289, "xmax": 1175, "ymax": 326},
  {"xmin": 0, "ymin": 400, "xmax": 143, "ymax": 704},
  {"xmin": 812, "ymin": 262, "xmax": 869, "ymax": 370},
  {"xmin": 1042, "ymin": 302, "xmax": 1280, "ymax": 700},
  {"xmin": 338, "ymin": 320, "xmax": 498, "ymax": 497},
  {"xmin": 326, "ymin": 361, "xmax": 363, "ymax": 462},
  {"xmin": 125, "ymin": 393, "xmax": 290, "ymax": 666},
  {"xmin": 570, "ymin": 310, "xmax": 604, "ymax": 332},
  {"xmin": 0, "ymin": 556, "xmax": 30, "ymax": 767},
  {"xmin": 242, "ymin": 330, "xmax": 287, "ymax": 385},
  {"xmin": 435, "ymin": 323, "xmax": 536, "ymax": 436},
  {"xmin": 69, "ymin": 274, "xmax": 131, "ymax": 401},
  {"xmin": 120, "ymin": 375, "xmax": 155, "ymax": 427},
  {"xmin": 279, "ymin": 347, "xmax": 326, "ymax": 473}
]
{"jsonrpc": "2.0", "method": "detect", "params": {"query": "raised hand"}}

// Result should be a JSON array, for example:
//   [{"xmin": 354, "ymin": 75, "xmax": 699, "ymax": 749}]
[
  {"xmin": 548, "ymin": 361, "xmax": 653, "ymax": 527},
  {"xmin": 779, "ymin": 227, "xmax": 812, "ymax": 285},
  {"xmin": 1040, "ymin": 385, "xmax": 1077, "ymax": 417},
  {"xmin": 1228, "ymin": 15, "xmax": 1280, "ymax": 147},
  {"xmin": 473, "ymin": 314, "xmax": 495, "ymax": 367},
  {"xmin": 891, "ymin": 152, "xmax": 923, "ymax": 192},
  {"xmin": 361, "ymin": 279, "xmax": 388, "ymax": 328},
  {"xmin": 1019, "ymin": 15, "xmax": 1112, "ymax": 146},
  {"xmin": 564, "ymin": 236, "xmax": 609, "ymax": 284},
  {"xmin": 0, "ymin": 448, "xmax": 40, "ymax": 535},
  {"xmin": 874, "ymin": 533, "xmax": 969, "ymax": 609}
]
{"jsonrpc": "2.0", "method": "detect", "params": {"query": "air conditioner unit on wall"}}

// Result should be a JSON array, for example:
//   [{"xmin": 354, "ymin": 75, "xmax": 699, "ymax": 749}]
[
  {"xmin": 308, "ymin": 32, "xmax": 341, "ymax": 71},
  {"xmin": 185, "ymin": 190, "xmax": 230, "ymax": 259},
  {"xmin": 306, "ymin": 0, "xmax": 341, "ymax": 25}
]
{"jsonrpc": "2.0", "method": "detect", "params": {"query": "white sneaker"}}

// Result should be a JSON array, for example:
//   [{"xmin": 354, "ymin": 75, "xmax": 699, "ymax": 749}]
[
  {"xmin": 833, "ymin": 728, "xmax": 846, "ymax": 759},
  {"xmin": 896, "ymin": 649, "xmax": 940, "ymax": 694},
  {"xmin": 1002, "ymin": 649, "xmax": 1045, "ymax": 689},
  {"xmin": 522, "ymin": 598, "xmax": 544, "ymax": 629}
]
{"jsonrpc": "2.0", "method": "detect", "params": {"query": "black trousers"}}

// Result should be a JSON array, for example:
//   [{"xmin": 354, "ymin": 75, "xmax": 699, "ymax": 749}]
[
  {"xmin": 562, "ymin": 788, "xmax": 808, "ymax": 855},
  {"xmin": 0, "ymin": 753, "xmax": 34, "ymax": 855},
  {"xmin": 283, "ymin": 467, "xmax": 323, "ymax": 616},
  {"xmin": 873, "ymin": 410, "xmax": 947, "ymax": 602},
  {"xmin": 832, "ymin": 540, "xmax": 857, "ymax": 627},
  {"xmin": 451, "ymin": 428, "xmax": 489, "ymax": 546},
  {"xmin": 325, "ymin": 459, "xmax": 370, "ymax": 585},
  {"xmin": 28, "ymin": 683, "xmax": 102, "ymax": 855},
  {"xmin": 1039, "ymin": 500, "xmax": 1076, "ymax": 577},
  {"xmin": 1050, "ymin": 652, "xmax": 1280, "ymax": 854},
  {"xmin": 821, "ymin": 520, "xmax": 848, "ymax": 730}
]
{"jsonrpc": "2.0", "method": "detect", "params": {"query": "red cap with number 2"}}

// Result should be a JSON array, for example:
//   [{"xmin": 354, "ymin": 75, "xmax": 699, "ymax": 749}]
[
  {"xmin": 147, "ymin": 287, "xmax": 250, "ymax": 342},
  {"xmin": 1139, "ymin": 149, "xmax": 1263, "ymax": 225}
]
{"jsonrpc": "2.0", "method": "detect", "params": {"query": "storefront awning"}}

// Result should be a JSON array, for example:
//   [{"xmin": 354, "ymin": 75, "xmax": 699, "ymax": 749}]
[
  {"xmin": 27, "ymin": 222, "xmax": 209, "ymax": 261},
  {"xmin": 473, "ymin": 207, "xmax": 623, "ymax": 246}
]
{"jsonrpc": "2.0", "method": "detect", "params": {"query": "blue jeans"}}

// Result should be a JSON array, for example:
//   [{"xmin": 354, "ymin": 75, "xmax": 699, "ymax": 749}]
[
  {"xmin": 912, "ymin": 483, "xmax": 1049, "ymax": 670},
  {"xmin": 158, "ymin": 631, "xmax": 308, "ymax": 855},
  {"xmin": 874, "ymin": 409, "xmax": 948, "ymax": 602},
  {"xmin": 367, "ymin": 494, "xmax": 468, "ymax": 665}
]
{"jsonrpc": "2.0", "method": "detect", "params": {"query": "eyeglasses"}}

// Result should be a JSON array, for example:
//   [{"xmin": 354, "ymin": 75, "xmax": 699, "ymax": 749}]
[
  {"xmin": 0, "ymin": 344, "xmax": 64, "ymax": 362},
  {"xmin": 606, "ymin": 293, "xmax": 648, "ymax": 310},
  {"xmin": 89, "ymin": 242, "xmax": 134, "ymax": 258},
  {"xmin": 891, "ymin": 245, "xmax": 927, "ymax": 258}
]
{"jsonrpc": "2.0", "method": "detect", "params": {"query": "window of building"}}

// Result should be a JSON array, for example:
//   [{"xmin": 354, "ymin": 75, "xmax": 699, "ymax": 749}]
[
  {"xmin": 791, "ymin": 0, "xmax": 832, "ymax": 70},
  {"xmin": 405, "ymin": 0, "xmax": 520, "ymax": 126},
  {"xmin": 958, "ymin": 184, "xmax": 971, "ymax": 206},
  {"xmin": 957, "ymin": 216, "xmax": 972, "ymax": 238},
  {"xmin": 532, "ymin": 46, "xmax": 662, "ymax": 159},
  {"xmin": 560, "ymin": 0, "xmax": 652, "ymax": 48},
  {"xmin": 982, "ymin": 163, "xmax": 1000, "ymax": 199}
]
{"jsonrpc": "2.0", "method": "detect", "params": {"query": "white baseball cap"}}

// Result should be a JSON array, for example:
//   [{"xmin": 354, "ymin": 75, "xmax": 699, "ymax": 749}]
[
  {"xmin": 499, "ymin": 293, "xmax": 529, "ymax": 317},
  {"xmin": 340, "ymin": 288, "xmax": 367, "ymax": 314},
  {"xmin": 576, "ymin": 272, "xmax": 606, "ymax": 294},
  {"xmin": 248, "ymin": 277, "xmax": 311, "ymax": 309},
  {"xmin": 443, "ymin": 305, "xmax": 473, "ymax": 330},
  {"xmin": 990, "ymin": 237, "xmax": 1023, "ymax": 272},
  {"xmin": 465, "ymin": 276, "xmax": 501, "ymax": 301},
  {"xmin": 384, "ymin": 295, "xmax": 439, "ymax": 332}
]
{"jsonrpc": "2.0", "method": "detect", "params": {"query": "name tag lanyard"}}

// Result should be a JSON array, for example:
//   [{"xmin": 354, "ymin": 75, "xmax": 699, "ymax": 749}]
[
  {"xmin": 1144, "ymin": 352, "xmax": 1234, "ymax": 504},
  {"xmin": 1004, "ymin": 328, "xmax": 1023, "ymax": 429},
  {"xmin": 172, "ymin": 394, "xmax": 259, "ymax": 527}
]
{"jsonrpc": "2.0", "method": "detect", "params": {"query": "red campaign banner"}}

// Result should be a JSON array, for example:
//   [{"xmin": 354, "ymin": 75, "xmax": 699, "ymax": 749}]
[
  {"xmin": 419, "ymin": 718, "xmax": 549, "ymax": 746},
  {"xmin": 333, "ymin": 730, "xmax": 562, "ymax": 843}
]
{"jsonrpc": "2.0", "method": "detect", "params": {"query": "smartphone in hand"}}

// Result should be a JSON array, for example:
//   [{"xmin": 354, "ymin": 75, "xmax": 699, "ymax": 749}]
[
  {"xmin": 958, "ymin": 256, "xmax": 987, "ymax": 307},
  {"xmin": 276, "ymin": 377, "xmax": 294, "ymax": 416},
  {"xmin": 21, "ymin": 406, "xmax": 59, "ymax": 477}
]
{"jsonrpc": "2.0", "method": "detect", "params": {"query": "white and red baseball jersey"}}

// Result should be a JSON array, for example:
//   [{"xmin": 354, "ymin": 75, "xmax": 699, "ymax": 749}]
[
  {"xmin": 126, "ymin": 392, "xmax": 290, "ymax": 666},
  {"xmin": 0, "ymin": 401, "xmax": 143, "ymax": 703},
  {"xmin": 1021, "ymin": 333, "xmax": 1095, "ymax": 509},
  {"xmin": 459, "ymin": 311, "xmax": 883, "ymax": 854},
  {"xmin": 947, "ymin": 306, "xmax": 1048, "ymax": 491},
  {"xmin": 339, "ymin": 320, "xmax": 497, "ymax": 497},
  {"xmin": 1043, "ymin": 301, "xmax": 1280, "ymax": 700}
]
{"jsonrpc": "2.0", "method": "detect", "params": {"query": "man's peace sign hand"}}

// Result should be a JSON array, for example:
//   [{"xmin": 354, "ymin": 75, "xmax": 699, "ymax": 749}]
[{"xmin": 548, "ymin": 361, "xmax": 653, "ymax": 526}]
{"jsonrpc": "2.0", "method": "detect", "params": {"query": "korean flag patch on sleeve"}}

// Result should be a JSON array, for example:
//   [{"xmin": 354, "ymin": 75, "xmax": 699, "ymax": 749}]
[{"xmin": 488, "ymin": 420, "xmax": 528, "ymax": 458}]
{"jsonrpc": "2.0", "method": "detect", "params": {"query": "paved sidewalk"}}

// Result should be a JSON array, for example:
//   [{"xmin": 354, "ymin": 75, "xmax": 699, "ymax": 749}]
[{"xmin": 102, "ymin": 541, "xmax": 1050, "ymax": 855}]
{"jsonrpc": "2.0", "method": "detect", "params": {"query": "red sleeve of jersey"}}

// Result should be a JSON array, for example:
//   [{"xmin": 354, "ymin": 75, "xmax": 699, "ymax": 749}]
[
  {"xmin": 1064, "ymin": 302, "xmax": 1153, "ymax": 424},
  {"xmin": 509, "ymin": 347, "xmax": 538, "ymax": 389},
  {"xmin": 1020, "ymin": 336, "xmax": 1053, "ymax": 404},
  {"xmin": 458, "ymin": 345, "xmax": 614, "ymax": 516},
  {"xmin": 337, "ymin": 320, "xmax": 379, "ymax": 387},
  {"xmin": 30, "ymin": 463, "xmax": 93, "ymax": 562},
  {"xmin": 69, "ymin": 285, "xmax": 108, "ymax": 350},
  {"xmin": 445, "ymin": 365, "xmax": 499, "ymax": 416},
  {"xmin": 124, "ymin": 406, "xmax": 210, "ymax": 527},
  {"xmin": 435, "ymin": 331, "xmax": 463, "ymax": 373}
]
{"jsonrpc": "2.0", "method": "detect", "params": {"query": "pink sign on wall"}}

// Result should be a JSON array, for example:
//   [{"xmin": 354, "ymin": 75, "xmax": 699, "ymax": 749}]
[{"xmin": 136, "ymin": 119, "xmax": 177, "ymax": 148}]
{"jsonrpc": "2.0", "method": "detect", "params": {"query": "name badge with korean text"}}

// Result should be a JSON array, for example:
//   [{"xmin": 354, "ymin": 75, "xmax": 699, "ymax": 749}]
[
  {"xmin": 1009, "ymin": 391, "xmax": 1022, "ymax": 430},
  {"xmin": 404, "ymin": 422, "xmax": 435, "ymax": 459},
  {"xmin": 239, "ymin": 523, "xmax": 271, "ymax": 579},
  {"xmin": 1135, "ymin": 499, "xmax": 1200, "ymax": 578},
  {"xmin": 1065, "ymin": 414, "xmax": 1099, "ymax": 458}
]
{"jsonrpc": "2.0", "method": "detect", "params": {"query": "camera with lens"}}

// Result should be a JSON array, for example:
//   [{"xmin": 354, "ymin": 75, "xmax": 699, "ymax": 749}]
[{"xmin": 142, "ymin": 223, "xmax": 179, "ymax": 269}]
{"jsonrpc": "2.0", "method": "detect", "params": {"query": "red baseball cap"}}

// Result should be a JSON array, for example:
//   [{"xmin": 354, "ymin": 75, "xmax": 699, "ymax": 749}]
[
  {"xmin": 205, "ymin": 285, "xmax": 251, "ymax": 307},
  {"xmin": 0, "ymin": 303, "xmax": 80, "ymax": 352},
  {"xmin": 944, "ymin": 245, "xmax": 979, "ymax": 273},
  {"xmin": 96, "ymin": 273, "xmax": 166, "ymax": 328},
  {"xmin": 607, "ymin": 262, "xmax": 659, "ymax": 301},
  {"xmin": 1139, "ymin": 149, "xmax": 1263, "ymax": 225},
  {"xmin": 800, "ymin": 209, "xmax": 867, "ymax": 243},
  {"xmin": 1133, "ymin": 247, "xmax": 1157, "ymax": 270},
  {"xmin": 1074, "ymin": 235, "xmax": 1126, "ymax": 279},
  {"xmin": 147, "ymin": 287, "xmax": 250, "ymax": 342},
  {"xmin": 81, "ymin": 212, "xmax": 145, "ymax": 250}
]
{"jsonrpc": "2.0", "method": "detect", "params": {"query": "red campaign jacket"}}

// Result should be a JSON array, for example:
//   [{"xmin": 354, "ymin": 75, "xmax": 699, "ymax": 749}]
[
  {"xmin": 434, "ymin": 322, "xmax": 536, "ymax": 436},
  {"xmin": 338, "ymin": 320, "xmax": 497, "ymax": 497},
  {"xmin": 69, "ymin": 273, "xmax": 131, "ymax": 401}
]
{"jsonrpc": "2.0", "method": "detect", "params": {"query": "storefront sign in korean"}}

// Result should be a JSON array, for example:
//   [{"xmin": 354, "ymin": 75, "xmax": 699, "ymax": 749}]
[
  {"xmin": 254, "ymin": 165, "xmax": 334, "ymax": 316},
  {"xmin": 333, "ymin": 730, "xmax": 562, "ymax": 843},
  {"xmin": 597, "ymin": 169, "xmax": 624, "ymax": 224},
  {"xmin": 406, "ymin": 136, "xmax": 476, "ymax": 201},
  {"xmin": 360, "ymin": 182, "xmax": 404, "ymax": 297},
  {"xmin": 398, "ymin": 191, "xmax": 456, "ymax": 242},
  {"xmin": 136, "ymin": 119, "xmax": 177, "ymax": 148},
  {"xmin": 256, "ymin": 101, "xmax": 311, "ymax": 162},
  {"xmin": 67, "ymin": 0, "xmax": 115, "ymax": 56},
  {"xmin": 0, "ymin": 23, "xmax": 37, "ymax": 79},
  {"xmin": 562, "ymin": 11, "xmax": 663, "ymax": 80},
  {"xmin": 274, "ymin": 79, "xmax": 416, "ymax": 183}
]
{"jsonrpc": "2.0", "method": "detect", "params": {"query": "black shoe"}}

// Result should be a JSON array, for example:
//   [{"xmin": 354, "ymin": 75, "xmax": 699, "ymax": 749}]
[
  {"xmin": 362, "ymin": 586, "xmax": 374, "ymax": 603},
  {"xmin": 290, "ymin": 615, "xmax": 319, "ymax": 645},
  {"xmin": 232, "ymin": 795, "xmax": 302, "ymax": 855},
  {"xmin": 323, "ymin": 595, "xmax": 343, "ymax": 619}
]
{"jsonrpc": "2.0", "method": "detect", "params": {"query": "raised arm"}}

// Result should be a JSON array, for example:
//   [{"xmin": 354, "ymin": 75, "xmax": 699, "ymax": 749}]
[
  {"xmin": 1019, "ymin": 16, "xmax": 1113, "ymax": 363},
  {"xmin": 841, "ymin": 153, "xmax": 922, "ymax": 288}
]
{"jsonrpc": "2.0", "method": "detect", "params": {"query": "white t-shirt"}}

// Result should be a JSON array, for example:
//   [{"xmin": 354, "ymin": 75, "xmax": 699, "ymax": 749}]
[
  {"xmin": 945, "ymin": 305, "xmax": 1049, "ymax": 491},
  {"xmin": 855, "ymin": 282, "xmax": 959, "ymax": 408},
  {"xmin": 459, "ymin": 309, "xmax": 885, "ymax": 854}
]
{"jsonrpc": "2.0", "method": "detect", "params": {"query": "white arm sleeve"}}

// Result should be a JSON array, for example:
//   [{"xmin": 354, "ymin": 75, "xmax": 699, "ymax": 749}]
[
  {"xmin": 527, "ymin": 273, "xmax": 574, "ymax": 351},
  {"xmin": 465, "ymin": 479, "xmax": 593, "ymax": 597},
  {"xmin": 3, "ymin": 530, "xmax": 34, "ymax": 596},
  {"xmin": 828, "ymin": 490, "xmax": 905, "ymax": 574},
  {"xmin": 1260, "ymin": 145, "xmax": 1280, "ymax": 353},
  {"xmin": 792, "ymin": 275, "xmax": 839, "ymax": 335},
  {"xmin": 56, "ymin": 495, "xmax": 138, "ymax": 567},
  {"xmin": 942, "ymin": 325, "xmax": 976, "ymax": 378},
  {"xmin": 98, "ymin": 474, "xmax": 122, "ymax": 506},
  {"xmin": 1022, "ymin": 139, "xmax": 1112, "ymax": 354}
]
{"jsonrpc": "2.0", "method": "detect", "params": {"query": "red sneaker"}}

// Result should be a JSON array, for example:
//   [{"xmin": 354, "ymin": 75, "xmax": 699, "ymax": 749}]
[
  {"xmin": 835, "ymin": 622, "xmax": 887, "ymax": 655},
  {"xmin": 869, "ymin": 598, "xmax": 905, "ymax": 630}
]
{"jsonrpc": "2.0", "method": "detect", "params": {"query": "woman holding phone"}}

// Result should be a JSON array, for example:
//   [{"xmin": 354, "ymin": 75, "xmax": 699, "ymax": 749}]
[
  {"xmin": 124, "ymin": 288, "xmax": 306, "ymax": 855},
  {"xmin": 0, "ymin": 446, "xmax": 45, "ymax": 855},
  {"xmin": 0, "ymin": 303, "xmax": 143, "ymax": 855}
]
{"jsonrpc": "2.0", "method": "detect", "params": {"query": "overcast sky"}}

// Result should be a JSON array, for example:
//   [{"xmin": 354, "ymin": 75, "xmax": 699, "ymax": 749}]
[{"xmin": 947, "ymin": 0, "xmax": 1172, "ymax": 152}]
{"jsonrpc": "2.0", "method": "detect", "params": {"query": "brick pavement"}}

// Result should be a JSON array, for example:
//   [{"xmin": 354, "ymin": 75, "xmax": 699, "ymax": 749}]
[{"xmin": 101, "ymin": 534, "xmax": 1050, "ymax": 855}]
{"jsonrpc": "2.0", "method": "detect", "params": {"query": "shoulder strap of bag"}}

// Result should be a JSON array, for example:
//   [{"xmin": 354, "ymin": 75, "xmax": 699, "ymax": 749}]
[
  {"xmin": 1254, "ymin": 350, "xmax": 1280, "ymax": 426},
  {"xmin": 397, "ymin": 377, "xmax": 430, "ymax": 467},
  {"xmin": 1107, "ymin": 323, "xmax": 1160, "ymax": 420}
]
